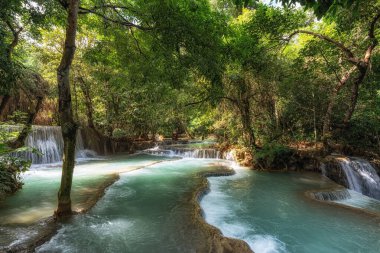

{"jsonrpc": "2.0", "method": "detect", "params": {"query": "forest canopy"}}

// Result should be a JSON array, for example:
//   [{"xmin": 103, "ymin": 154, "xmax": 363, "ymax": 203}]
[{"xmin": 1, "ymin": 0, "xmax": 379, "ymax": 153}]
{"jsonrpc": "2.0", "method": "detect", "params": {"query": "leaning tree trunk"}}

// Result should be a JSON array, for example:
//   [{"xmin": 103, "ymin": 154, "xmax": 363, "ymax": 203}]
[
  {"xmin": 322, "ymin": 66, "xmax": 357, "ymax": 139},
  {"xmin": 56, "ymin": 0, "xmax": 79, "ymax": 217},
  {"xmin": 342, "ymin": 67, "xmax": 367, "ymax": 127},
  {"xmin": 288, "ymin": 16, "xmax": 380, "ymax": 141}
]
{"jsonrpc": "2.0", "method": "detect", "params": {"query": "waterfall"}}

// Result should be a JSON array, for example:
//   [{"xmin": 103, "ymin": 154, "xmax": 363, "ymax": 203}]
[
  {"xmin": 142, "ymin": 145, "xmax": 221, "ymax": 159},
  {"xmin": 2, "ymin": 125, "xmax": 96, "ymax": 164},
  {"xmin": 224, "ymin": 150, "xmax": 237, "ymax": 162},
  {"xmin": 336, "ymin": 157, "xmax": 380, "ymax": 200},
  {"xmin": 312, "ymin": 189, "xmax": 351, "ymax": 201}
]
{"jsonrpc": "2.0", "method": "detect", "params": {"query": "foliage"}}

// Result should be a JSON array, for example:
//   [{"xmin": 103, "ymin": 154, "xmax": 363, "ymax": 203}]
[
  {"xmin": 0, "ymin": 127, "xmax": 32, "ymax": 199},
  {"xmin": 112, "ymin": 128, "xmax": 127, "ymax": 139},
  {"xmin": 1, "ymin": 0, "xmax": 380, "ymax": 164},
  {"xmin": 254, "ymin": 143, "xmax": 294, "ymax": 169},
  {"xmin": 275, "ymin": 0, "xmax": 362, "ymax": 18},
  {"xmin": 0, "ymin": 155, "xmax": 30, "ymax": 200}
]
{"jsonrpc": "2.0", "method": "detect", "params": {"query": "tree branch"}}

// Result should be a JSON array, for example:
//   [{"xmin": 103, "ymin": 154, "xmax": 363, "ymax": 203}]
[
  {"xmin": 185, "ymin": 96, "xmax": 239, "ymax": 107},
  {"xmin": 82, "ymin": 4, "xmax": 141, "ymax": 15},
  {"xmin": 369, "ymin": 11, "xmax": 380, "ymax": 40},
  {"xmin": 78, "ymin": 6, "xmax": 151, "ymax": 30},
  {"xmin": 129, "ymin": 28, "xmax": 148, "ymax": 59},
  {"xmin": 5, "ymin": 20, "xmax": 23, "ymax": 58},
  {"xmin": 319, "ymin": 49, "xmax": 343, "ymax": 85},
  {"xmin": 364, "ymin": 11, "xmax": 380, "ymax": 62},
  {"xmin": 184, "ymin": 96, "xmax": 211, "ymax": 107},
  {"xmin": 287, "ymin": 30, "xmax": 359, "ymax": 65}
]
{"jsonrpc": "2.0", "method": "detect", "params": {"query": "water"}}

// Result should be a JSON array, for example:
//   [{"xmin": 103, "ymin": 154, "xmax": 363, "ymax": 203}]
[
  {"xmin": 142, "ymin": 145, "xmax": 221, "ymax": 159},
  {"xmin": 2, "ymin": 125, "xmax": 96, "ymax": 164},
  {"xmin": 201, "ymin": 169, "xmax": 380, "ymax": 253},
  {"xmin": 36, "ymin": 159, "xmax": 228, "ymax": 253},
  {"xmin": 312, "ymin": 189, "xmax": 351, "ymax": 201},
  {"xmin": 335, "ymin": 190, "xmax": 380, "ymax": 214},
  {"xmin": 0, "ymin": 154, "xmax": 164, "ymax": 225},
  {"xmin": 336, "ymin": 157, "xmax": 380, "ymax": 199},
  {"xmin": 2, "ymin": 147, "xmax": 380, "ymax": 252}
]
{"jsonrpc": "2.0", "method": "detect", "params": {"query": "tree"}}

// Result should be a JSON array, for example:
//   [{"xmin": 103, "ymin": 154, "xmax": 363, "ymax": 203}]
[
  {"xmin": 55, "ymin": 0, "xmax": 80, "ymax": 217},
  {"xmin": 52, "ymin": 0, "xmax": 226, "ymax": 215},
  {"xmin": 286, "ymin": 1, "xmax": 380, "ymax": 143},
  {"xmin": 276, "ymin": 0, "xmax": 362, "ymax": 17}
]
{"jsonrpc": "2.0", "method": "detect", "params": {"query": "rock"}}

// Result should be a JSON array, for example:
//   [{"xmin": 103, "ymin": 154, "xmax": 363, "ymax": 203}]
[{"xmin": 321, "ymin": 156, "xmax": 350, "ymax": 188}]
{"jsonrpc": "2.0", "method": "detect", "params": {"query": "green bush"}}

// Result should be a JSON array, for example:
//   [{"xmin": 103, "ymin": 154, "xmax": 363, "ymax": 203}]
[
  {"xmin": 338, "ymin": 117, "xmax": 380, "ymax": 150},
  {"xmin": 112, "ymin": 128, "xmax": 127, "ymax": 139},
  {"xmin": 254, "ymin": 143, "xmax": 294, "ymax": 170},
  {"xmin": 0, "ymin": 131, "xmax": 32, "ymax": 200},
  {"xmin": 0, "ymin": 156, "xmax": 30, "ymax": 200}
]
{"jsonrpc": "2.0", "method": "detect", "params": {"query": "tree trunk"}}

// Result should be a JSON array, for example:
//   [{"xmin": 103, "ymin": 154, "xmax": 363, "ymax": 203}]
[
  {"xmin": 56, "ymin": 0, "xmax": 79, "ymax": 217},
  {"xmin": 8, "ymin": 96, "xmax": 44, "ymax": 149},
  {"xmin": 342, "ymin": 66, "xmax": 368, "ymax": 127},
  {"xmin": 239, "ymin": 99, "xmax": 256, "ymax": 148},
  {"xmin": 0, "ymin": 95, "xmax": 11, "ymax": 120},
  {"xmin": 322, "ymin": 66, "xmax": 357, "ymax": 138},
  {"xmin": 73, "ymin": 78, "xmax": 79, "ymax": 121},
  {"xmin": 77, "ymin": 77, "xmax": 95, "ymax": 128}
]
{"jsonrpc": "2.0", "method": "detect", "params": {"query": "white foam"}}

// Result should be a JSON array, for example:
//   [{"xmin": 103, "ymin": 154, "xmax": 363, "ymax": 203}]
[
  {"xmin": 201, "ymin": 165, "xmax": 287, "ymax": 253},
  {"xmin": 249, "ymin": 235, "xmax": 286, "ymax": 253}
]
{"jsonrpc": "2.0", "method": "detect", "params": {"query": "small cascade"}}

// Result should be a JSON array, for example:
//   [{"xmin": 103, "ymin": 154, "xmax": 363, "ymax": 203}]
[
  {"xmin": 143, "ymin": 145, "xmax": 221, "ymax": 159},
  {"xmin": 319, "ymin": 163, "xmax": 326, "ymax": 176},
  {"xmin": 312, "ymin": 189, "xmax": 351, "ymax": 201},
  {"xmin": 224, "ymin": 150, "xmax": 237, "ymax": 162},
  {"xmin": 2, "ymin": 125, "xmax": 96, "ymax": 164},
  {"xmin": 336, "ymin": 158, "xmax": 380, "ymax": 200}
]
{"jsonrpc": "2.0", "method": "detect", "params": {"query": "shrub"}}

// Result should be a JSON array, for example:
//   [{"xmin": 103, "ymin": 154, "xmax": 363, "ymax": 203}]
[
  {"xmin": 0, "ymin": 134, "xmax": 32, "ymax": 200},
  {"xmin": 254, "ymin": 143, "xmax": 294, "ymax": 170},
  {"xmin": 0, "ymin": 156, "xmax": 30, "ymax": 200},
  {"xmin": 112, "ymin": 128, "xmax": 127, "ymax": 139}
]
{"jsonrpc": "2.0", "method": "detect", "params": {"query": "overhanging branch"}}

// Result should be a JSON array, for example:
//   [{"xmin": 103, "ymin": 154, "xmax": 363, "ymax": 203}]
[
  {"xmin": 78, "ymin": 6, "xmax": 151, "ymax": 30},
  {"xmin": 287, "ymin": 30, "xmax": 359, "ymax": 65}
]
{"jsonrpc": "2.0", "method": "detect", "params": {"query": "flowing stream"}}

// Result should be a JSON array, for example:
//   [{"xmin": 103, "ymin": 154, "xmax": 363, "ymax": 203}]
[
  {"xmin": 142, "ymin": 145, "xmax": 222, "ymax": 159},
  {"xmin": 201, "ymin": 168, "xmax": 380, "ymax": 253},
  {"xmin": 36, "ymin": 159, "xmax": 229, "ymax": 253},
  {"xmin": 1, "ymin": 141, "xmax": 380, "ymax": 252}
]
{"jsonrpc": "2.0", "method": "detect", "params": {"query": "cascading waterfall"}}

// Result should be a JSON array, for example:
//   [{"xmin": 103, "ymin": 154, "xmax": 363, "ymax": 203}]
[
  {"xmin": 142, "ymin": 145, "xmax": 221, "ymax": 159},
  {"xmin": 2, "ymin": 125, "xmax": 96, "ymax": 164},
  {"xmin": 312, "ymin": 189, "xmax": 351, "ymax": 201},
  {"xmin": 336, "ymin": 157, "xmax": 380, "ymax": 200},
  {"xmin": 315, "ymin": 163, "xmax": 352, "ymax": 201}
]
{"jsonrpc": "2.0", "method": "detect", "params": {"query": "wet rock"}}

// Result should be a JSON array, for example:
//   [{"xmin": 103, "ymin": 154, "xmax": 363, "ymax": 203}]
[{"xmin": 320, "ymin": 156, "xmax": 349, "ymax": 188}]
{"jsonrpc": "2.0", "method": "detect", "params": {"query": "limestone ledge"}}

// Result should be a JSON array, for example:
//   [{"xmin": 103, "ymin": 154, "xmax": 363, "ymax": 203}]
[{"xmin": 191, "ymin": 166, "xmax": 253, "ymax": 253}]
